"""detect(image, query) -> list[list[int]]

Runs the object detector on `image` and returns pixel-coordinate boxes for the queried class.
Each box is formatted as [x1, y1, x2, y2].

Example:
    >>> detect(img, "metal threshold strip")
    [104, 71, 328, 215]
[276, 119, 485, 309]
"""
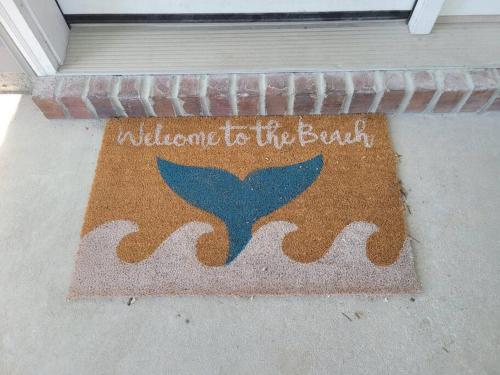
[59, 21, 500, 75]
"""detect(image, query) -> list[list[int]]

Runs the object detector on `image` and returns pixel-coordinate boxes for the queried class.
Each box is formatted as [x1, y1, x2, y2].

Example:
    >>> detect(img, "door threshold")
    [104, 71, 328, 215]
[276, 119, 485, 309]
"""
[58, 20, 500, 75]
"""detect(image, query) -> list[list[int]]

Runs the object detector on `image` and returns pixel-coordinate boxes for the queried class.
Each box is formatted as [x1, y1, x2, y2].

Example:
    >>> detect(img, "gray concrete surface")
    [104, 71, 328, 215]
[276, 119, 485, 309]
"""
[0, 96, 499, 375]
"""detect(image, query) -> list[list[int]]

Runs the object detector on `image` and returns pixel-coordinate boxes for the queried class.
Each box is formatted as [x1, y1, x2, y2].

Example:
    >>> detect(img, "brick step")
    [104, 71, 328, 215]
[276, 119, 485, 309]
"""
[32, 70, 500, 119]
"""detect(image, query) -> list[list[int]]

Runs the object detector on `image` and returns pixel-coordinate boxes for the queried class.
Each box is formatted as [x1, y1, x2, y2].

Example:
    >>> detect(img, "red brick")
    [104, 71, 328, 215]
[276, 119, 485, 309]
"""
[237, 74, 260, 116]
[32, 98, 66, 119]
[150, 76, 176, 117]
[88, 76, 118, 118]
[266, 73, 288, 115]
[58, 77, 94, 119]
[293, 73, 316, 115]
[433, 71, 470, 113]
[239, 96, 259, 116]
[117, 76, 146, 117]
[321, 72, 346, 114]
[178, 75, 203, 116]
[32, 77, 66, 119]
[350, 72, 376, 113]
[461, 70, 498, 112]
[207, 75, 232, 116]
[487, 97, 500, 111]
[405, 71, 436, 113]
[485, 69, 500, 111]
[377, 71, 406, 113]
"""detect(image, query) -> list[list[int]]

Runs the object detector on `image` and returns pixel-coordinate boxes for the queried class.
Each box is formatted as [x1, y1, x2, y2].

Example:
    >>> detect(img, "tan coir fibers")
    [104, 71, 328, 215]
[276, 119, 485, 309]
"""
[69, 114, 419, 297]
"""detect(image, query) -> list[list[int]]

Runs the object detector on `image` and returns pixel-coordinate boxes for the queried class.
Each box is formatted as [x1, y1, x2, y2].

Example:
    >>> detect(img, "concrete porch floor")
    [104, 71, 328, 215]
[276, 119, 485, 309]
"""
[0, 96, 499, 374]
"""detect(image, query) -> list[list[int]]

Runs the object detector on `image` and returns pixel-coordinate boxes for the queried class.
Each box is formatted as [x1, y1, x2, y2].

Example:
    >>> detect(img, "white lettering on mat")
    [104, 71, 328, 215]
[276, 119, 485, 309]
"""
[117, 119, 374, 149]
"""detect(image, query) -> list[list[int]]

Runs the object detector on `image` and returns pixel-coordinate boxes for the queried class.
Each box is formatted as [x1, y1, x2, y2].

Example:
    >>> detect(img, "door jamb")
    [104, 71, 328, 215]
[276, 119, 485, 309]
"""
[0, 0, 69, 76]
[408, 0, 446, 34]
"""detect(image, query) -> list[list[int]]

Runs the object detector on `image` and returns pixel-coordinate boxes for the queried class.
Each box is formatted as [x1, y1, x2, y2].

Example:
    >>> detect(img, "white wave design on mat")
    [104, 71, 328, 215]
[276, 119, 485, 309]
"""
[69, 221, 419, 296]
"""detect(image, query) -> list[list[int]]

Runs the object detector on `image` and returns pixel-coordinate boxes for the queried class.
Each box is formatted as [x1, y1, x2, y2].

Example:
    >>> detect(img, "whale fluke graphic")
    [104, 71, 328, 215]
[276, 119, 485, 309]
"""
[156, 154, 324, 264]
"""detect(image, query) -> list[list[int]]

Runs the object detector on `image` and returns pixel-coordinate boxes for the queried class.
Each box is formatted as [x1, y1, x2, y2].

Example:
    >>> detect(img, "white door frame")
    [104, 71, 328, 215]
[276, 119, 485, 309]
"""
[0, 21, 36, 79]
[0, 0, 69, 76]
[408, 0, 446, 34]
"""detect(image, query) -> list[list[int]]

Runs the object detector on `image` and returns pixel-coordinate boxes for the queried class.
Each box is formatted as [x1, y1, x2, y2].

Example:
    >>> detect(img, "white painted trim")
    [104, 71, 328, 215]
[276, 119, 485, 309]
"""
[25, 0, 69, 65]
[57, 0, 415, 14]
[408, 0, 446, 35]
[0, 0, 69, 76]
[0, 21, 35, 78]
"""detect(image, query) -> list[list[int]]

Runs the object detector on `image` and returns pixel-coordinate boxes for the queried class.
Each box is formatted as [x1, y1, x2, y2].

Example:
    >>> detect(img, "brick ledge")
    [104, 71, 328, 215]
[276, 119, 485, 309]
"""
[32, 69, 500, 119]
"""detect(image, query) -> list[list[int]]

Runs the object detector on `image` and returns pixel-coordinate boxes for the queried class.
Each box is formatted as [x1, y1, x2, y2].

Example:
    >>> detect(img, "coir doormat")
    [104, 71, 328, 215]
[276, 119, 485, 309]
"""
[69, 114, 419, 297]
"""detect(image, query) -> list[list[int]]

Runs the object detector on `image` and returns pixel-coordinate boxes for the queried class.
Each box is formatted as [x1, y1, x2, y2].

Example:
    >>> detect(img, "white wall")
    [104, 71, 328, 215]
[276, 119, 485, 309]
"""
[441, 0, 500, 16]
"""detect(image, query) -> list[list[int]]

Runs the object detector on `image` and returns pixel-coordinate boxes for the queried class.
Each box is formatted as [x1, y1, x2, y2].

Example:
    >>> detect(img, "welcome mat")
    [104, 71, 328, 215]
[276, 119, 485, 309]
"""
[69, 114, 419, 297]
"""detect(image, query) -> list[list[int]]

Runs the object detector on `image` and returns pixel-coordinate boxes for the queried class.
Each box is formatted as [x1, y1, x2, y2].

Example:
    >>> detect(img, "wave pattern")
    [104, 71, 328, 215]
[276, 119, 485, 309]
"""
[69, 220, 419, 297]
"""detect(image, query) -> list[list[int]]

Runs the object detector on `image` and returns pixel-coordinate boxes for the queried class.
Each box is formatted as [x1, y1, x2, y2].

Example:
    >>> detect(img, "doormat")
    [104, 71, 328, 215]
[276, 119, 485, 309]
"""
[69, 114, 419, 297]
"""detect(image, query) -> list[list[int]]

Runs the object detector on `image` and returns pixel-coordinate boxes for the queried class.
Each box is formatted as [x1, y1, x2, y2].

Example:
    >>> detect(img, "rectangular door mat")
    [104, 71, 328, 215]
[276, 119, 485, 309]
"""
[69, 114, 419, 297]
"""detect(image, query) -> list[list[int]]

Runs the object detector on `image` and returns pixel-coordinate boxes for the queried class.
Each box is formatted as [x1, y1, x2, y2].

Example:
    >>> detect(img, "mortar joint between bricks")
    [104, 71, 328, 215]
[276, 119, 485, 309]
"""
[258, 73, 266, 116]
[314, 73, 325, 115]
[171, 75, 184, 116]
[369, 71, 385, 113]
[453, 72, 474, 113]
[54, 77, 71, 118]
[230, 74, 238, 116]
[425, 70, 444, 113]
[287, 73, 295, 116]
[200, 74, 210, 116]
[140, 76, 156, 117]
[480, 69, 500, 112]
[82, 76, 98, 119]
[399, 71, 415, 114]
[110, 76, 127, 117]
[341, 72, 354, 114]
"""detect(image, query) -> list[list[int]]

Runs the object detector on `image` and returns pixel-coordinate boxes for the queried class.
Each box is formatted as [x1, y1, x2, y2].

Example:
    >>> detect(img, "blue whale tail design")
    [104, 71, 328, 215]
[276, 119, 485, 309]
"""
[156, 154, 323, 264]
